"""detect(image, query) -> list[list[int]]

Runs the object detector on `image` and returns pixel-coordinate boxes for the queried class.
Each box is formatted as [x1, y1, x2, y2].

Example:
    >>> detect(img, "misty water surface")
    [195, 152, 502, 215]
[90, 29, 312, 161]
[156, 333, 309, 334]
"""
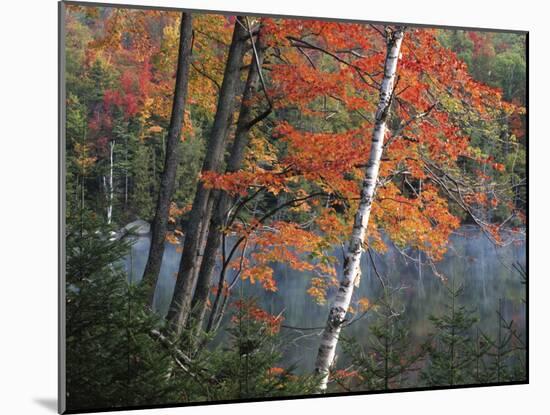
[124, 225, 526, 372]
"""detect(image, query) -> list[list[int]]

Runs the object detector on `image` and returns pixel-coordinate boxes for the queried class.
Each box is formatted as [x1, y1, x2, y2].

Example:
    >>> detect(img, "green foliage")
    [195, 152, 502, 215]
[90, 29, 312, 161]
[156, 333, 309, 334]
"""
[421, 280, 479, 386]
[480, 301, 523, 383]
[438, 30, 527, 223]
[475, 270, 527, 384]
[339, 274, 527, 392]
[65, 15, 93, 100]
[201, 299, 320, 400]
[438, 30, 526, 103]
[341, 287, 425, 391]
[174, 135, 206, 206]
[65, 218, 317, 410]
[128, 141, 156, 219]
[65, 210, 186, 411]
[65, 11, 206, 228]
[65, 93, 89, 213]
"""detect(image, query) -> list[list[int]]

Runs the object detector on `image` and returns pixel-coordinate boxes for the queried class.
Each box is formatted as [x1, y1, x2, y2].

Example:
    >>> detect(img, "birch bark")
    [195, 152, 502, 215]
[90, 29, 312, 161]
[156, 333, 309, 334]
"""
[107, 140, 114, 225]
[313, 27, 404, 391]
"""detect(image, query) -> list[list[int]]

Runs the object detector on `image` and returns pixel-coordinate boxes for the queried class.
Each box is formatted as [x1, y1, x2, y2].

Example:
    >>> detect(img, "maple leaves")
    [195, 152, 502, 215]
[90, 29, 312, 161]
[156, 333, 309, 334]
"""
[264, 20, 383, 117]
[85, 9, 236, 145]
[278, 122, 370, 193]
[369, 181, 458, 262]
[232, 299, 284, 335]
[230, 221, 336, 294]
[195, 19, 522, 303]
[266, 367, 285, 377]
[67, 5, 524, 313]
[165, 202, 190, 248]
[102, 66, 147, 119]
[201, 170, 287, 197]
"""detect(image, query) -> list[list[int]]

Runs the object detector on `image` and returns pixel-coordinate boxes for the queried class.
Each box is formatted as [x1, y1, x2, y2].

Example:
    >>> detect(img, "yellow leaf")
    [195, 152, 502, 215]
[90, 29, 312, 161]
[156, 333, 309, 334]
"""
[148, 125, 163, 133]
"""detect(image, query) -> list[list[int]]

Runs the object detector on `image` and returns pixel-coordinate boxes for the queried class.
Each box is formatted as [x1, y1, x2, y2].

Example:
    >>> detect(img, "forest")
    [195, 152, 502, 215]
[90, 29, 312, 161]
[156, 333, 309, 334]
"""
[63, 3, 527, 412]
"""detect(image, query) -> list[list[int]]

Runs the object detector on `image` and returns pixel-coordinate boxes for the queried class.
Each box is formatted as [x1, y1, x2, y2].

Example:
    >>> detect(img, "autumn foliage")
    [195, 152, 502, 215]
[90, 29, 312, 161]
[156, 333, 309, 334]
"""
[63, 4, 526, 409]
[65, 4, 525, 322]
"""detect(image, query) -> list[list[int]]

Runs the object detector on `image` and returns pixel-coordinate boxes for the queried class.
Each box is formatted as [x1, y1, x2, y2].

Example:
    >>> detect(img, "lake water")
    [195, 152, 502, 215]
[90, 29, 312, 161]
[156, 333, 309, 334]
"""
[124, 226, 526, 373]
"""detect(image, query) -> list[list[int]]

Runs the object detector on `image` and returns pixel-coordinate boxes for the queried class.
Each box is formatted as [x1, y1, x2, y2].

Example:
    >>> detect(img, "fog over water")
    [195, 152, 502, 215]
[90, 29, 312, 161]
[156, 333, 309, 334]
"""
[124, 225, 526, 372]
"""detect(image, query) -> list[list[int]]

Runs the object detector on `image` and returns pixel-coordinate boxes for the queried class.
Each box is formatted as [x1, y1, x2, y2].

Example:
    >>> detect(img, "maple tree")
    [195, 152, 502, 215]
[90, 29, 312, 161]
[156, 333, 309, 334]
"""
[190, 20, 522, 387]
[197, 21, 522, 304]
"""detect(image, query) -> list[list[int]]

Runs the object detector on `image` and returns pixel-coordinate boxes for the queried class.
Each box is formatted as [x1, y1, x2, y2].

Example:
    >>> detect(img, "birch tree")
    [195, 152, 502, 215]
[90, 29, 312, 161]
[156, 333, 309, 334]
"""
[103, 140, 115, 225]
[313, 26, 405, 391]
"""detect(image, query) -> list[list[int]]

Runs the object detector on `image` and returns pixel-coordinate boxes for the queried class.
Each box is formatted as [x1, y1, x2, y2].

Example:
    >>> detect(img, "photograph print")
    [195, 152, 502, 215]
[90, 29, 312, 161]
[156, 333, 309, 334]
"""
[60, 1, 527, 413]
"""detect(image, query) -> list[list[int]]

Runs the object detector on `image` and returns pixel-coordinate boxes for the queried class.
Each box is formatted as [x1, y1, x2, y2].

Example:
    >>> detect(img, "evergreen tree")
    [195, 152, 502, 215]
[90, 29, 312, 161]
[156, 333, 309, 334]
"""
[341, 287, 425, 391]
[65, 209, 187, 410]
[480, 268, 527, 384]
[480, 299, 519, 383]
[421, 280, 479, 386]
[204, 299, 319, 400]
[65, 93, 90, 214]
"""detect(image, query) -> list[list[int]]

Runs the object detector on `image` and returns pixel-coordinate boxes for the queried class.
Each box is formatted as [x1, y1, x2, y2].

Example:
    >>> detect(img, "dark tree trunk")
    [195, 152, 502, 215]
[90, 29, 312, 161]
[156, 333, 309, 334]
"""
[189, 30, 268, 334]
[141, 13, 193, 304]
[166, 17, 249, 333]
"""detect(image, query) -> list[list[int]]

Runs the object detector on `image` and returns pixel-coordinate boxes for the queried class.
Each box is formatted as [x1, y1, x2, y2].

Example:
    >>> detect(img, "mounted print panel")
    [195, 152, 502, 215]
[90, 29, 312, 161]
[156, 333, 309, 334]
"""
[59, 1, 528, 413]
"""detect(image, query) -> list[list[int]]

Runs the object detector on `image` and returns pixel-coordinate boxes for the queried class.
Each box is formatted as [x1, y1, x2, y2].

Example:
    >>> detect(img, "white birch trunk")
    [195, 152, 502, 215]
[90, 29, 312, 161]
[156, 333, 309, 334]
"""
[124, 137, 128, 208]
[314, 27, 404, 391]
[107, 140, 115, 225]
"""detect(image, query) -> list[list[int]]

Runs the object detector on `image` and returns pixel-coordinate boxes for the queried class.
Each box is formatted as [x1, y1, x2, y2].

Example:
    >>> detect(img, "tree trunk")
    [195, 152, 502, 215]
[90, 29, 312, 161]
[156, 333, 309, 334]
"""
[105, 140, 115, 225]
[189, 30, 267, 334]
[124, 136, 128, 209]
[185, 192, 215, 309]
[313, 27, 404, 392]
[141, 13, 194, 302]
[166, 17, 249, 333]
